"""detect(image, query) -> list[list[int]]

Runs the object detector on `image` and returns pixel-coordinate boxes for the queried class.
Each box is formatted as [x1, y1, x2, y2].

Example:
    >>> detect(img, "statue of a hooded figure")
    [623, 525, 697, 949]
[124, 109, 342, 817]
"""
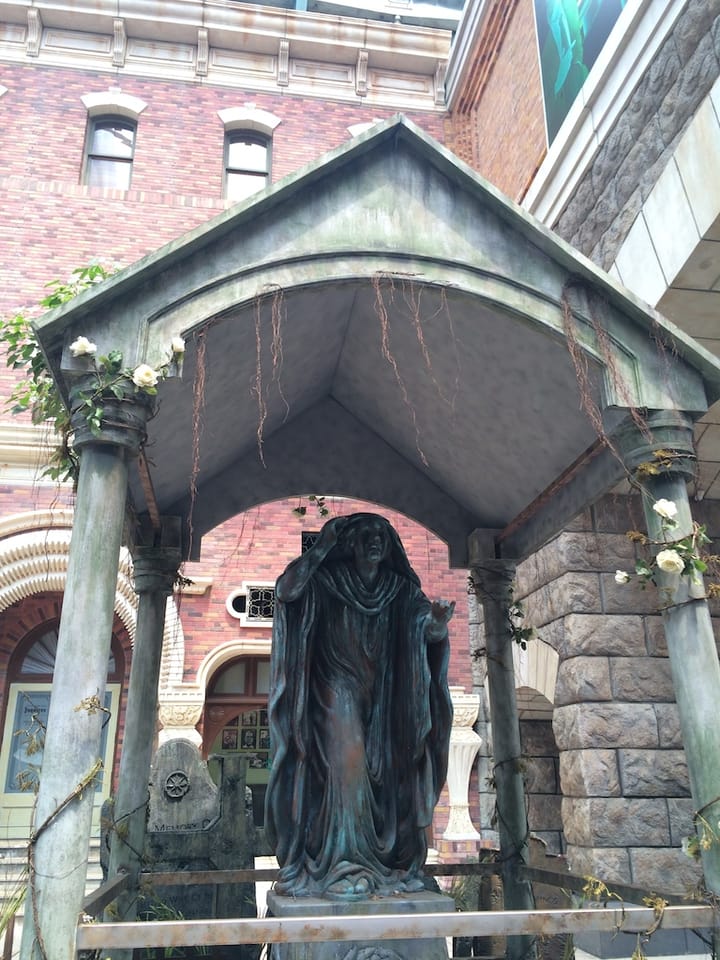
[265, 513, 454, 900]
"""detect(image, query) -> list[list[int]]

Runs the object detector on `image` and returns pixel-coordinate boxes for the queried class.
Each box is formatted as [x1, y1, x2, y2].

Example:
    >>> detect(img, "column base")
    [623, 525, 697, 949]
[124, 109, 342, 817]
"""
[267, 889, 454, 960]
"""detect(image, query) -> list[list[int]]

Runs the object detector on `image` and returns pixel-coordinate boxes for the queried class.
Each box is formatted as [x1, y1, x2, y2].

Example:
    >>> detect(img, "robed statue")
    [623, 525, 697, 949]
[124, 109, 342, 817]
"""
[265, 513, 454, 900]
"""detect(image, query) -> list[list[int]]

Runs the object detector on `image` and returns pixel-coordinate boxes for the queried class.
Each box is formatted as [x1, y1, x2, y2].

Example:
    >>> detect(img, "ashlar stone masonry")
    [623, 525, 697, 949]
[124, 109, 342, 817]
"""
[473, 493, 718, 894]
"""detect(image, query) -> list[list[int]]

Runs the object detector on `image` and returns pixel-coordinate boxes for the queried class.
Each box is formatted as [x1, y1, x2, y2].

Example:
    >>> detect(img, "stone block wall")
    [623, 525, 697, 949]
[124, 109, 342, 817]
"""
[510, 493, 715, 894]
[553, 1, 720, 268]
[520, 720, 562, 855]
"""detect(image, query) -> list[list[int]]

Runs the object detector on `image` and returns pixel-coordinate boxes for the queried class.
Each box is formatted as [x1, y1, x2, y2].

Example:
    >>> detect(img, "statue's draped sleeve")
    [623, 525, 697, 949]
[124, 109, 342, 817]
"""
[265, 574, 317, 879]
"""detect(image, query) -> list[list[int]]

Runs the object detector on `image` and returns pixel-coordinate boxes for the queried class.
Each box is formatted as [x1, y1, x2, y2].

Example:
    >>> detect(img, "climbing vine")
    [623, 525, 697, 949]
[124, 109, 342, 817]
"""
[0, 263, 185, 484]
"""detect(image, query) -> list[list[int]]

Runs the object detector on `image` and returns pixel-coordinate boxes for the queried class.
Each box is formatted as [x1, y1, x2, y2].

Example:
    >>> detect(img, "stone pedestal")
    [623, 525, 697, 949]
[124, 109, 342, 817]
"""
[267, 889, 453, 960]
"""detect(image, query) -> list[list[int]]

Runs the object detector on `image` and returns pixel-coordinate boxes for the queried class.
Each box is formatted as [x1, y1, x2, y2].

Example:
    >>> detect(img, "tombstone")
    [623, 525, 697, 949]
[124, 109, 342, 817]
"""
[143, 739, 258, 959]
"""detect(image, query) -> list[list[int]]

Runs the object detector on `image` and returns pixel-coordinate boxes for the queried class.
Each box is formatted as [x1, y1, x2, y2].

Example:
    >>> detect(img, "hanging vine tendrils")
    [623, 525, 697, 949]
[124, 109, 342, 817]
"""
[372, 272, 461, 469]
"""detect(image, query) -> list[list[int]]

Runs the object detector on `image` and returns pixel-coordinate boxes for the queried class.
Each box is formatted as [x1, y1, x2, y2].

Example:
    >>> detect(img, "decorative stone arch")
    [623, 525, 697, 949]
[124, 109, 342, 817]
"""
[217, 106, 282, 136]
[513, 638, 559, 714]
[0, 508, 186, 684]
[513, 639, 563, 853]
[0, 511, 191, 755]
[80, 90, 148, 120]
[159, 636, 273, 748]
[174, 637, 270, 751]
[195, 636, 272, 692]
[0, 511, 136, 630]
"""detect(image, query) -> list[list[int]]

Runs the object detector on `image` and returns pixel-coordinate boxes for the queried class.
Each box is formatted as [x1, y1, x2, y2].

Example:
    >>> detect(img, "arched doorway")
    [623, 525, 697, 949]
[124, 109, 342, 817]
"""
[514, 640, 564, 855]
[202, 655, 271, 825]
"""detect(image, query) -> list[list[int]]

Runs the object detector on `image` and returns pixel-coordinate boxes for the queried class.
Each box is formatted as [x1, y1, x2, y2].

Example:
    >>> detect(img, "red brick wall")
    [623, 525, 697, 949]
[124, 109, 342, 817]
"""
[0, 60, 446, 324]
[445, 0, 546, 202]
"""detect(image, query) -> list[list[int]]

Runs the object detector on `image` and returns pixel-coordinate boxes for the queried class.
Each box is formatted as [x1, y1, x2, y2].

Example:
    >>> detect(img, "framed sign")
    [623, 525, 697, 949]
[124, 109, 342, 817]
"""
[1, 683, 119, 799]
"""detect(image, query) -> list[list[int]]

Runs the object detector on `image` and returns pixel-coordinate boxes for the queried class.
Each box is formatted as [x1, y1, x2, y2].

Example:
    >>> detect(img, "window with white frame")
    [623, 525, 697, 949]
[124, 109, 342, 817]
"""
[84, 115, 136, 189]
[224, 131, 271, 201]
[80, 91, 147, 190]
[226, 582, 276, 625]
[217, 106, 281, 202]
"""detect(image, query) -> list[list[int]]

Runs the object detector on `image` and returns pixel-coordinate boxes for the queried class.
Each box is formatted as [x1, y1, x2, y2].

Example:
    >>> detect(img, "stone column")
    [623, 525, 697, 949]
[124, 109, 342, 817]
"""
[468, 542, 535, 960]
[467, 590, 499, 844]
[617, 411, 720, 894]
[20, 394, 152, 960]
[105, 520, 182, 956]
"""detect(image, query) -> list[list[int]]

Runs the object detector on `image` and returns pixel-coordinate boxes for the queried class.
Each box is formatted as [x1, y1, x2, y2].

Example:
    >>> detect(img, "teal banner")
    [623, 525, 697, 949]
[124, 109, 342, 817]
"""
[535, 0, 627, 144]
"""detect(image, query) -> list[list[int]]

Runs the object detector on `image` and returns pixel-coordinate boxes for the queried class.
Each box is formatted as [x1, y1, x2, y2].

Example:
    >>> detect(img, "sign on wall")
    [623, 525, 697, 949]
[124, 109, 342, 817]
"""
[534, 0, 628, 144]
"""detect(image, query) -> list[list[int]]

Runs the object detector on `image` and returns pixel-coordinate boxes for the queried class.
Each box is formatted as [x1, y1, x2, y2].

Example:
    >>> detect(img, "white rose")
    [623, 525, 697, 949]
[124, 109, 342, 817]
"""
[656, 549, 684, 575]
[69, 336, 97, 358]
[653, 499, 678, 521]
[132, 364, 159, 389]
[171, 336, 185, 355]
[614, 570, 630, 584]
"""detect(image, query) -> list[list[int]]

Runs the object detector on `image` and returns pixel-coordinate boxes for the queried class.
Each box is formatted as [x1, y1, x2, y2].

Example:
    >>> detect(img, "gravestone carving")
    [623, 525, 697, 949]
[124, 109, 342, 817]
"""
[265, 513, 454, 900]
[142, 739, 257, 957]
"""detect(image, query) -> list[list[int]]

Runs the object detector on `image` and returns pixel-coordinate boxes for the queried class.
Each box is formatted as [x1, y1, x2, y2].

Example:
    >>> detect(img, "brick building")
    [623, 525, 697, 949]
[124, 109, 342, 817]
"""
[2, 0, 720, 935]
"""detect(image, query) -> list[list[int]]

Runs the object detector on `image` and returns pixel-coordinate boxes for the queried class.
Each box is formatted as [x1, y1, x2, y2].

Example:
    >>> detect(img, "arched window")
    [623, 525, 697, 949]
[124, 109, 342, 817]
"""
[224, 131, 271, 202]
[84, 115, 136, 189]
[0, 621, 122, 804]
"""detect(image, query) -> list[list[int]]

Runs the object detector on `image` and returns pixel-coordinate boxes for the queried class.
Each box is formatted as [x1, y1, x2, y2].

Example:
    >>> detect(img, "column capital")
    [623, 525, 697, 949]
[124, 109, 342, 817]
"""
[612, 410, 696, 482]
[132, 546, 182, 596]
[468, 556, 516, 604]
[132, 517, 183, 595]
[70, 379, 155, 455]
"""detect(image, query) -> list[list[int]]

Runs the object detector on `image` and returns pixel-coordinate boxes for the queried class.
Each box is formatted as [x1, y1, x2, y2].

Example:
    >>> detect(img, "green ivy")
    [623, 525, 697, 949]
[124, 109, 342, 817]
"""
[1, 263, 183, 485]
[1, 264, 117, 482]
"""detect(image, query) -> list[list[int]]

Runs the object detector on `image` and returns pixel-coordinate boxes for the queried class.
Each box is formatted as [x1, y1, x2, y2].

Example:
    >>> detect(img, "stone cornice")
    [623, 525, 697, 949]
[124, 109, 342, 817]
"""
[0, 0, 452, 107]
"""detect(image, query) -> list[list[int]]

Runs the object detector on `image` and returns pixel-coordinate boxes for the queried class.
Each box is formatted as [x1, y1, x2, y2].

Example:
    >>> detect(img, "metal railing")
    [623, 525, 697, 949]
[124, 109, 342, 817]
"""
[71, 863, 718, 955]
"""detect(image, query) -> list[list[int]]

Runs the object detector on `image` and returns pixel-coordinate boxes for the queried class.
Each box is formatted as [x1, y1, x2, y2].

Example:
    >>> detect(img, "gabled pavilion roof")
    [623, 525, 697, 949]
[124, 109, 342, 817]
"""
[33, 115, 720, 564]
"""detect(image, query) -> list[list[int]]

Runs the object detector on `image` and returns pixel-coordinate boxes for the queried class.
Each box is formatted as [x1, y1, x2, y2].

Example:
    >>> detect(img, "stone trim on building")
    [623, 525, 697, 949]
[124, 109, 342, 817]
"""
[535, 2, 720, 269]
[0, 0, 451, 110]
[81, 89, 148, 119]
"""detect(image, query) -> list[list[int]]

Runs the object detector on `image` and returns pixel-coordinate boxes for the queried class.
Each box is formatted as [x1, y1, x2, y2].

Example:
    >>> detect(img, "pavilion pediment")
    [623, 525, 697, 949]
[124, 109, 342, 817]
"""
[32, 116, 720, 563]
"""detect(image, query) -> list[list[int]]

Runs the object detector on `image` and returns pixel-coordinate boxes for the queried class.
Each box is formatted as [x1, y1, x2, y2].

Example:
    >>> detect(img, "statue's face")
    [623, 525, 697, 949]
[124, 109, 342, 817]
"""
[352, 519, 389, 567]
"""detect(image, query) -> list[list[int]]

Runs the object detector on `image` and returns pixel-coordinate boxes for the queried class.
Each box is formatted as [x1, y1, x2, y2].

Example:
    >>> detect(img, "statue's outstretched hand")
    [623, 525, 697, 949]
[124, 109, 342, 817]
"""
[426, 599, 455, 640]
